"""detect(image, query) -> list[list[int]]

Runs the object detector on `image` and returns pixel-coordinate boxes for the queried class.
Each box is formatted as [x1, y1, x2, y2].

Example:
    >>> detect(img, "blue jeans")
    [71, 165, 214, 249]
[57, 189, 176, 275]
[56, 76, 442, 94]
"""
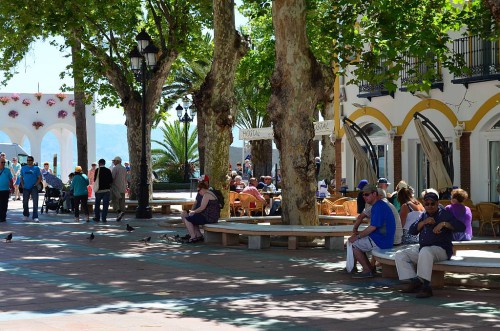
[23, 187, 39, 219]
[95, 191, 110, 221]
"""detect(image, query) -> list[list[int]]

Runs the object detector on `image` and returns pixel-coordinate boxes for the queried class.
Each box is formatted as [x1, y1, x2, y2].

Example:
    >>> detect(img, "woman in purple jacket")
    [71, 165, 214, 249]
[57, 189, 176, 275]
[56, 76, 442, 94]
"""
[445, 188, 473, 241]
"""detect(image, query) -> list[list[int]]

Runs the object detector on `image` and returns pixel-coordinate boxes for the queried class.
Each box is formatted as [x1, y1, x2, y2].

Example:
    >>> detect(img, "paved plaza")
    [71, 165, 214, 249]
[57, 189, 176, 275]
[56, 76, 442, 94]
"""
[0, 194, 499, 330]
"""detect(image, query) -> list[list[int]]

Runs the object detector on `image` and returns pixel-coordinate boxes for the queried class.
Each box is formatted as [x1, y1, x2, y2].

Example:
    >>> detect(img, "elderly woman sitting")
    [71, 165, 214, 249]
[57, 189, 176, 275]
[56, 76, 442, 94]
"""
[181, 178, 220, 243]
[445, 188, 473, 241]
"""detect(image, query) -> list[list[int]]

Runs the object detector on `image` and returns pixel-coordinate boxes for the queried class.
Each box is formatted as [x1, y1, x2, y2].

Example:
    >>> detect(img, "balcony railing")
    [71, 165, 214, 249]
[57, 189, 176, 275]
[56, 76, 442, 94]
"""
[452, 35, 500, 87]
[400, 55, 443, 92]
[357, 59, 394, 100]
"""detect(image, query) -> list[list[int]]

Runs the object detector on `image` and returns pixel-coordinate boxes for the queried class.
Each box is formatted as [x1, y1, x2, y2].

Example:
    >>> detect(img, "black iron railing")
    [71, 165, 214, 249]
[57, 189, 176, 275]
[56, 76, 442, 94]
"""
[357, 60, 394, 101]
[400, 55, 443, 91]
[452, 35, 500, 86]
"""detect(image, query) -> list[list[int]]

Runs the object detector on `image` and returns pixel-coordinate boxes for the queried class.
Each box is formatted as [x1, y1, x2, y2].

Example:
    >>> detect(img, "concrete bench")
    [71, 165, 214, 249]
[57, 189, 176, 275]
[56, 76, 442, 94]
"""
[372, 241, 500, 287]
[219, 215, 357, 225]
[204, 222, 366, 250]
[87, 199, 195, 214]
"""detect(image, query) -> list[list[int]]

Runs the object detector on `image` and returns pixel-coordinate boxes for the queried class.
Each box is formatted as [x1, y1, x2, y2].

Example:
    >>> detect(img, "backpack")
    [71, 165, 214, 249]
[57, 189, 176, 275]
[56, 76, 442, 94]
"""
[209, 187, 225, 209]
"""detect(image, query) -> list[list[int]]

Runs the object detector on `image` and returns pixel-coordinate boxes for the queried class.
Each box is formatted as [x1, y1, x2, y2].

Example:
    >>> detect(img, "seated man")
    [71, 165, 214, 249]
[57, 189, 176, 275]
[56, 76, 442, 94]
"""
[394, 189, 465, 298]
[346, 184, 396, 278]
[242, 177, 268, 211]
[263, 176, 276, 192]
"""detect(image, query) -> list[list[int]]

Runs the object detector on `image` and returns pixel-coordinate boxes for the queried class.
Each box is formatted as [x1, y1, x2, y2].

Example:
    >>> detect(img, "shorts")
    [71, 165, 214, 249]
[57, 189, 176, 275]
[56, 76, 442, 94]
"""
[186, 213, 211, 225]
[352, 236, 377, 252]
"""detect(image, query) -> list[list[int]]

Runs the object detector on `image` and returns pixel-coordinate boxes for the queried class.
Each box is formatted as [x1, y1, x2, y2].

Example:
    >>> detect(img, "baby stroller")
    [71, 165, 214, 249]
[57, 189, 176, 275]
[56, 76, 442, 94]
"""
[41, 173, 64, 214]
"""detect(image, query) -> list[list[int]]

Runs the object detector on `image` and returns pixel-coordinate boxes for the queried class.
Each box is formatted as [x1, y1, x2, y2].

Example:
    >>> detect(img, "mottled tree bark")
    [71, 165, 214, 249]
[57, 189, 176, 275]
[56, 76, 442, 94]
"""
[269, 0, 324, 226]
[485, 0, 500, 22]
[195, 0, 248, 217]
[71, 35, 88, 174]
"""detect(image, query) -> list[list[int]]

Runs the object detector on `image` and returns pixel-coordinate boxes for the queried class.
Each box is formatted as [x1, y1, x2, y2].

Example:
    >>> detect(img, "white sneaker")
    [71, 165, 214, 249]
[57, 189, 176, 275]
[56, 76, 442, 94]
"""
[23, 216, 29, 221]
[33, 218, 39, 223]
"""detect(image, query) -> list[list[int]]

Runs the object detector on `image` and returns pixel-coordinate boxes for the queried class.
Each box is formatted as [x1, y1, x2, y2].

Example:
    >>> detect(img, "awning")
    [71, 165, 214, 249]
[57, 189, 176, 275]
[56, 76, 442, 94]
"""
[414, 118, 452, 190]
[344, 124, 378, 184]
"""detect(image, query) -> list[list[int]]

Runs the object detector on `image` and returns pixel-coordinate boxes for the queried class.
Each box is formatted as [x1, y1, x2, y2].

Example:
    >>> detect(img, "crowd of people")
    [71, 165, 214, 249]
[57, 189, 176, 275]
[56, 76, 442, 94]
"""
[346, 176, 472, 299]
[0, 154, 130, 224]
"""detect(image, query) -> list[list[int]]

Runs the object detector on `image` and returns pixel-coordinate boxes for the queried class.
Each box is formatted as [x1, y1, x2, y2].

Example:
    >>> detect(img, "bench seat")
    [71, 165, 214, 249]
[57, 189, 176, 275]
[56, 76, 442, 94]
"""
[372, 243, 500, 287]
[204, 222, 366, 250]
[219, 215, 357, 225]
[87, 199, 195, 214]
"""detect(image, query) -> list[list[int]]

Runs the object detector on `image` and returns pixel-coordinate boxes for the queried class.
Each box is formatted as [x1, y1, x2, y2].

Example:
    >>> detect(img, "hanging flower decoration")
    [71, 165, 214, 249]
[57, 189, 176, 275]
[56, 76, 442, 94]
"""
[68, 99, 75, 107]
[72, 111, 77, 117]
[47, 99, 56, 106]
[11, 93, 20, 101]
[22, 98, 31, 106]
[0, 96, 10, 105]
[8, 110, 19, 118]
[34, 92, 43, 100]
[58, 110, 68, 119]
[56, 92, 66, 101]
[32, 121, 44, 130]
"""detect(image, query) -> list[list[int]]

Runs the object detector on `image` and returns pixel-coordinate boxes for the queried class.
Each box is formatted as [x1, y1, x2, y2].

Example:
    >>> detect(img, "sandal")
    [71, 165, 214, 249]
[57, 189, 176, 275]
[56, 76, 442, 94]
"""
[187, 236, 204, 243]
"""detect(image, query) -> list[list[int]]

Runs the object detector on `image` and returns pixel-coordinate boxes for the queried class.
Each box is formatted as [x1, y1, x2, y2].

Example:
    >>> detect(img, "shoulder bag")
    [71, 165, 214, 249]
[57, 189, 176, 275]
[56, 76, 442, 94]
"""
[93, 168, 100, 193]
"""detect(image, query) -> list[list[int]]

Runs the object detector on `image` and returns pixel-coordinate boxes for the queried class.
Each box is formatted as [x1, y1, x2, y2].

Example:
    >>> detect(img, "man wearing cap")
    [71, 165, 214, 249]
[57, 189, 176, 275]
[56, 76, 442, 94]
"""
[20, 156, 42, 222]
[346, 183, 396, 278]
[71, 166, 90, 222]
[394, 189, 465, 298]
[111, 156, 127, 221]
[93, 159, 113, 222]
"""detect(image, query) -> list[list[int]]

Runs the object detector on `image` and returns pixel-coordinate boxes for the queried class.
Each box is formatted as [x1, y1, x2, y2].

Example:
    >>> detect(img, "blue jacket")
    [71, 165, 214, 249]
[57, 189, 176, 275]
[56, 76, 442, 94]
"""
[410, 205, 466, 259]
[71, 173, 89, 197]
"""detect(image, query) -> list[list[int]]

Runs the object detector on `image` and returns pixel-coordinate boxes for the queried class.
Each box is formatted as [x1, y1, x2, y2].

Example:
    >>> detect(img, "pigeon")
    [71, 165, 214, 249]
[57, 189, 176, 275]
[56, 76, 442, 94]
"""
[5, 233, 12, 243]
[140, 236, 151, 244]
[87, 232, 95, 241]
[126, 224, 135, 232]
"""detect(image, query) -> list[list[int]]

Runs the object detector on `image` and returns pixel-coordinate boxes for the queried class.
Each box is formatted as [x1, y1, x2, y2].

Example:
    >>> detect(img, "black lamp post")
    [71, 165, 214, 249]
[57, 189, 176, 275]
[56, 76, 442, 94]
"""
[128, 29, 159, 219]
[176, 97, 196, 182]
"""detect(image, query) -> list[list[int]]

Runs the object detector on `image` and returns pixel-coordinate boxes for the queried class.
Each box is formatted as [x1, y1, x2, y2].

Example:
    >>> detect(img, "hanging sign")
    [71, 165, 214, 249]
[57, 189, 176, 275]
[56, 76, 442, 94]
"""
[239, 127, 274, 141]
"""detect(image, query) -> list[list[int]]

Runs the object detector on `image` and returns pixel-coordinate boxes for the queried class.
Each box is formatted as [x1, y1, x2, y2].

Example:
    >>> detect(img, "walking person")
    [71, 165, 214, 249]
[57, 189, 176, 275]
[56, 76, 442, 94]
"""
[93, 159, 113, 222]
[0, 158, 13, 222]
[111, 156, 127, 221]
[20, 156, 42, 222]
[71, 166, 90, 222]
[10, 157, 21, 201]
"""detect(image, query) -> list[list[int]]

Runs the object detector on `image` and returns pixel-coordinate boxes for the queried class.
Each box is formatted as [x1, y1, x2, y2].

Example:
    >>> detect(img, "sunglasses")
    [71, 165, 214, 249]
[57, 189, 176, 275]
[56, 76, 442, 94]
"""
[363, 192, 373, 197]
[424, 202, 437, 207]
[0, 162, 5, 164]
[27, 159, 34, 162]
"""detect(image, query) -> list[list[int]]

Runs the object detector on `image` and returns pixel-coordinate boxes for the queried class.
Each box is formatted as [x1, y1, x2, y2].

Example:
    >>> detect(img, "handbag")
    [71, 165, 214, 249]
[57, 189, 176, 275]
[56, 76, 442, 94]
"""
[93, 168, 100, 192]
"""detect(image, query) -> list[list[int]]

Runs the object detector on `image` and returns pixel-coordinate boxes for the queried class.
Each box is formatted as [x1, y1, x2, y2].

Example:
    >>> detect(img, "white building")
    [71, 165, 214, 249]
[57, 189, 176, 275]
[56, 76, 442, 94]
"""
[333, 35, 500, 204]
[0, 92, 96, 180]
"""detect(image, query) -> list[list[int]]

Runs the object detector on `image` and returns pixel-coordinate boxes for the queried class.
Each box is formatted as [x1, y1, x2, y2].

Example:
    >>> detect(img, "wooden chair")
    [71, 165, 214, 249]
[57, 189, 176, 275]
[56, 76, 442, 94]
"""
[438, 200, 451, 207]
[343, 200, 359, 216]
[476, 202, 500, 237]
[238, 193, 265, 216]
[229, 191, 241, 216]
[322, 197, 351, 215]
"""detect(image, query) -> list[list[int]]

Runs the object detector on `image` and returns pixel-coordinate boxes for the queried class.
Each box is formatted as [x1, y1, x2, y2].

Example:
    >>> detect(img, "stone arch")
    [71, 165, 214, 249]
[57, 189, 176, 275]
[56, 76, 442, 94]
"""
[0, 92, 95, 179]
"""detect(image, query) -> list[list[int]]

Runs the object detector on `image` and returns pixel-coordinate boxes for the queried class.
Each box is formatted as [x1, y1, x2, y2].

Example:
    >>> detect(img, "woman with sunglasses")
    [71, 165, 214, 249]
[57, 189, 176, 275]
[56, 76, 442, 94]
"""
[394, 189, 465, 299]
[0, 158, 13, 222]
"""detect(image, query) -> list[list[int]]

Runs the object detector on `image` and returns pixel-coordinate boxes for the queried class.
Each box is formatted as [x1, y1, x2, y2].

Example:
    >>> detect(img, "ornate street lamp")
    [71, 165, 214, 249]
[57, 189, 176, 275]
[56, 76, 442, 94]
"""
[176, 97, 196, 182]
[128, 29, 159, 219]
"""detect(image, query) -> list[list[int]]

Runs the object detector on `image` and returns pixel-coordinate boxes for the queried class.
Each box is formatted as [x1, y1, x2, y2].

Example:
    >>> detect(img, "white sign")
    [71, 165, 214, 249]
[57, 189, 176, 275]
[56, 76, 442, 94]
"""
[239, 127, 274, 141]
[239, 120, 334, 141]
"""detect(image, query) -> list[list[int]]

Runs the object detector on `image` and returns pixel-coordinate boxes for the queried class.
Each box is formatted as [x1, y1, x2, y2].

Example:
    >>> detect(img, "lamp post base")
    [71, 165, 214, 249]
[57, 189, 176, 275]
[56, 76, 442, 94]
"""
[135, 206, 153, 219]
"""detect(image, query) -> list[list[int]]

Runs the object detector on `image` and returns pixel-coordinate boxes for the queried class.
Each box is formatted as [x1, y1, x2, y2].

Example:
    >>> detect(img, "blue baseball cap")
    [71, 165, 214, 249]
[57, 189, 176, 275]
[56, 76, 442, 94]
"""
[357, 179, 369, 190]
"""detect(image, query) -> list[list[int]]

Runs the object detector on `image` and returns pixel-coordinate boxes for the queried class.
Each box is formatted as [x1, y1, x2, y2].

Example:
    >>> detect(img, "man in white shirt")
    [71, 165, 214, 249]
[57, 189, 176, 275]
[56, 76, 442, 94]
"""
[111, 156, 127, 221]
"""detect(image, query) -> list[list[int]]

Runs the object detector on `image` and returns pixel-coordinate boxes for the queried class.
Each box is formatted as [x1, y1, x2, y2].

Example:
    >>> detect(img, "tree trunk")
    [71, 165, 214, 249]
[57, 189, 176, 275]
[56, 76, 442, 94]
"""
[71, 36, 88, 174]
[250, 139, 273, 178]
[196, 0, 248, 218]
[485, 0, 500, 21]
[318, 90, 335, 183]
[269, 0, 323, 226]
[192, 96, 206, 175]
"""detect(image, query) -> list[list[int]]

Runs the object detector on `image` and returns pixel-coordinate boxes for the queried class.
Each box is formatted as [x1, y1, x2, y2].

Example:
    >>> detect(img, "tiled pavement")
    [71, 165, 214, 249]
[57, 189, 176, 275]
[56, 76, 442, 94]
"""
[0, 197, 499, 330]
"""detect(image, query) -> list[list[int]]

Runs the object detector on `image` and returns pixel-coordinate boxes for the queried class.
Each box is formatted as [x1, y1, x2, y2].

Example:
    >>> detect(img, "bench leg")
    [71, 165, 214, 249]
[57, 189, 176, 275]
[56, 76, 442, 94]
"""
[161, 205, 171, 214]
[248, 235, 270, 249]
[380, 264, 398, 278]
[324, 237, 344, 250]
[430, 270, 445, 288]
[205, 232, 222, 244]
[222, 233, 240, 246]
[288, 236, 298, 249]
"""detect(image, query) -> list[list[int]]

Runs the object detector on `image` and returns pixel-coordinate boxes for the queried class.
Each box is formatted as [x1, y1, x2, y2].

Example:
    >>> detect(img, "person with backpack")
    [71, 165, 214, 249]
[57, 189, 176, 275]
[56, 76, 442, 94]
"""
[181, 175, 221, 243]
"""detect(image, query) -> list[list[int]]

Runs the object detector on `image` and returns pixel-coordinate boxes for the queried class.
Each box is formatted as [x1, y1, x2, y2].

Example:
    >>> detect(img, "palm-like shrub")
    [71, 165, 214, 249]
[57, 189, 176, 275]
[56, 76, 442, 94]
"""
[152, 121, 198, 182]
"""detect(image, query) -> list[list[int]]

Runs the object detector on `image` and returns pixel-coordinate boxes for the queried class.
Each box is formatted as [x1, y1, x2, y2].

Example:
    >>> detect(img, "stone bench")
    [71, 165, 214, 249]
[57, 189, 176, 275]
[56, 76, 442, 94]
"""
[204, 222, 366, 250]
[372, 241, 500, 287]
[87, 199, 195, 214]
[219, 215, 357, 225]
